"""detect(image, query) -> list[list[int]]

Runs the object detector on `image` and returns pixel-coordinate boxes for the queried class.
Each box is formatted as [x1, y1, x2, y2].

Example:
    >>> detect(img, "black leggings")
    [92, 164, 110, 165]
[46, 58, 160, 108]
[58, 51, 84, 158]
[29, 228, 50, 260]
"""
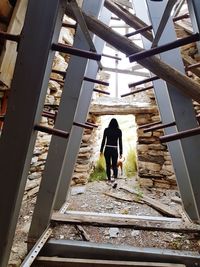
[104, 147, 118, 180]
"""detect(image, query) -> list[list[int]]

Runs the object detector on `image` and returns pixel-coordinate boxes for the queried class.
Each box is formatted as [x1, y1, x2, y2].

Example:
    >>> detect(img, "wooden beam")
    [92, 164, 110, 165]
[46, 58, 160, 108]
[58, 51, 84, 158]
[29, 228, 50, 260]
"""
[0, 0, 28, 87]
[0, 0, 12, 20]
[51, 211, 200, 233]
[34, 257, 186, 267]
[120, 187, 180, 218]
[65, 5, 200, 103]
[104, 0, 153, 41]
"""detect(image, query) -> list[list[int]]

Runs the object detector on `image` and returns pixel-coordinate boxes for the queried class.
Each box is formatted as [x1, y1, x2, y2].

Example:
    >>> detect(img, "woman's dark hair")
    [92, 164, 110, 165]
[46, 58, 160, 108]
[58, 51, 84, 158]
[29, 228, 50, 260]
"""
[108, 118, 119, 129]
[9, 0, 17, 7]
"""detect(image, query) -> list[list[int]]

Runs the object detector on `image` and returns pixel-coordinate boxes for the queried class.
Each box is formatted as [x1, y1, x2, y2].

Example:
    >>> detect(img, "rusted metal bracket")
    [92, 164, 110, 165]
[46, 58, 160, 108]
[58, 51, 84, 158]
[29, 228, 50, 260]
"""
[129, 33, 200, 62]
[52, 43, 101, 61]
[34, 124, 70, 139]
[128, 76, 159, 88]
[160, 126, 200, 143]
[143, 121, 176, 133]
[121, 85, 153, 97]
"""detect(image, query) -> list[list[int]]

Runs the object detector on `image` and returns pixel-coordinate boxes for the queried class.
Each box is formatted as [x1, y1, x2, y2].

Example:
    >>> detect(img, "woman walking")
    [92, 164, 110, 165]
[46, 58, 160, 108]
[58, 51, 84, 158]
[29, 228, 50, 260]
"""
[100, 118, 123, 184]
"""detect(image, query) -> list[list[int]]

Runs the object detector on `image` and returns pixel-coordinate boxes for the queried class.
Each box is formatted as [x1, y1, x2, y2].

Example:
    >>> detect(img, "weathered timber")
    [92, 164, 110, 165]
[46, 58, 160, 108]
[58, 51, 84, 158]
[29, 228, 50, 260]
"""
[51, 211, 200, 233]
[75, 225, 90, 241]
[104, 192, 143, 204]
[120, 187, 180, 218]
[183, 54, 200, 78]
[56, 210, 181, 222]
[0, 0, 27, 86]
[104, 0, 153, 41]
[90, 102, 157, 115]
[171, 196, 182, 204]
[34, 257, 186, 267]
[0, 0, 12, 20]
[65, 6, 200, 103]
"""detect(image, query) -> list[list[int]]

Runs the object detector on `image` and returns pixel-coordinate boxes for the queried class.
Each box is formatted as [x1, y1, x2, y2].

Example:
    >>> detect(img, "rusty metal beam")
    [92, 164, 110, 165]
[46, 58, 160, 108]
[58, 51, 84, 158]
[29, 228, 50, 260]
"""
[34, 125, 69, 139]
[129, 76, 159, 88]
[52, 43, 101, 61]
[129, 33, 200, 62]
[160, 126, 200, 143]
[121, 85, 153, 97]
[93, 88, 110, 95]
[143, 121, 176, 133]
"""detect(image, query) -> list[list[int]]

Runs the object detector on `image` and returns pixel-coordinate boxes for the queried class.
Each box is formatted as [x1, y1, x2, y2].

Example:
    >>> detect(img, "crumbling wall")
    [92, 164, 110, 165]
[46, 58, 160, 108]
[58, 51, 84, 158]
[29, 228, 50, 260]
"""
[135, 90, 175, 189]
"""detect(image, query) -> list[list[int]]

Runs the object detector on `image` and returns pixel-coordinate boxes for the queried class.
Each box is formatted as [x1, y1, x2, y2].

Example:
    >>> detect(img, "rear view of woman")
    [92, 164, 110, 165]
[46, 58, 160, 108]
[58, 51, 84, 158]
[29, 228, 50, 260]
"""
[100, 118, 123, 184]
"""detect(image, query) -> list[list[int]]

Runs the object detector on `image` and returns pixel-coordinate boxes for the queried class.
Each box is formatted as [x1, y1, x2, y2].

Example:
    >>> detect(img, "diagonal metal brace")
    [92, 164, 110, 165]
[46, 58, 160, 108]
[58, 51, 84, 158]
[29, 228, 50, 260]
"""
[67, 0, 103, 69]
[151, 0, 178, 48]
[68, 0, 97, 52]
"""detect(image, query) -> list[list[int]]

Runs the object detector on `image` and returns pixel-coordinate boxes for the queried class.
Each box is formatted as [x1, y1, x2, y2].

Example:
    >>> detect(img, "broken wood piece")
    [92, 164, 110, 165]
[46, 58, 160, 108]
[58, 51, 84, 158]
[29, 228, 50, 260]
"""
[74, 225, 90, 241]
[171, 196, 182, 204]
[179, 208, 192, 224]
[27, 186, 39, 198]
[104, 191, 143, 204]
[65, 6, 200, 103]
[51, 211, 200, 233]
[120, 187, 180, 218]
[35, 256, 186, 267]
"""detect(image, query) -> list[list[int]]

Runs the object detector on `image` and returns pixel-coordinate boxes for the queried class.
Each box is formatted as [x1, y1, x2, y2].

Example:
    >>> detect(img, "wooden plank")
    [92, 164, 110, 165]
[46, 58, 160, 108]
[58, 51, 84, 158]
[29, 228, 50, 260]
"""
[0, 0, 28, 87]
[75, 225, 90, 241]
[171, 196, 182, 204]
[0, 0, 12, 19]
[65, 4, 200, 103]
[51, 211, 200, 233]
[104, 191, 143, 204]
[120, 187, 180, 218]
[59, 210, 182, 222]
[34, 257, 186, 267]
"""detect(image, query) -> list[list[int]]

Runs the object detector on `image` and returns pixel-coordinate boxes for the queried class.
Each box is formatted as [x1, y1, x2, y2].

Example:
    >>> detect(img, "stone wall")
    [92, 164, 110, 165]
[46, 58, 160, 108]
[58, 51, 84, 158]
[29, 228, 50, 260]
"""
[134, 91, 176, 189]
[90, 93, 176, 189]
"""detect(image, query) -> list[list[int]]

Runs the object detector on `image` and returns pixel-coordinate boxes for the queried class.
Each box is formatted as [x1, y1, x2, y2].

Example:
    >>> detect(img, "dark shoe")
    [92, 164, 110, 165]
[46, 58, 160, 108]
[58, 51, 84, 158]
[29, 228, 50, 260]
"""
[112, 182, 117, 189]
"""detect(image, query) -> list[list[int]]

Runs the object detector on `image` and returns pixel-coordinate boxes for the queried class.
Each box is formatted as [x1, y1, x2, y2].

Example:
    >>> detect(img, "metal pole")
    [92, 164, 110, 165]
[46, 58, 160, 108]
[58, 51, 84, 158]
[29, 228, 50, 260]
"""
[54, 6, 112, 209]
[0, 0, 66, 266]
[28, 0, 106, 243]
[133, 0, 200, 221]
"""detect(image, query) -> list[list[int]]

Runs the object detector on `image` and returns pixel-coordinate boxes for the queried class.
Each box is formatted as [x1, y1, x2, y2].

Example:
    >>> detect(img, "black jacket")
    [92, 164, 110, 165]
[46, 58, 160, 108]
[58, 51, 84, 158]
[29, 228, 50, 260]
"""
[100, 127, 122, 155]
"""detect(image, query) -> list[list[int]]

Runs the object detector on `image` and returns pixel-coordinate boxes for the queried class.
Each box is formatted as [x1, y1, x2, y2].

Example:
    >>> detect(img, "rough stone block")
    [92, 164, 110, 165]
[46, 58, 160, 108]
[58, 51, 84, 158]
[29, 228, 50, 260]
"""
[139, 177, 153, 187]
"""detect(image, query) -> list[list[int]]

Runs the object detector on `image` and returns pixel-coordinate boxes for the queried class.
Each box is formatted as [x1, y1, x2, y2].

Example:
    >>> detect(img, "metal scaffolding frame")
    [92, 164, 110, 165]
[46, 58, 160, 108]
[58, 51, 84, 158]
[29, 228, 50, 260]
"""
[28, 0, 107, 244]
[133, 0, 200, 221]
[0, 0, 200, 266]
[0, 0, 67, 266]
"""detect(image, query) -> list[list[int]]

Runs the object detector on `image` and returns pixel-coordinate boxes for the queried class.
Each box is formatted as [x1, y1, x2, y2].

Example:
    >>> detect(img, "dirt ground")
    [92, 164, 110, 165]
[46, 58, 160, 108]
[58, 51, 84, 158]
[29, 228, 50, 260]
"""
[10, 176, 200, 266]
